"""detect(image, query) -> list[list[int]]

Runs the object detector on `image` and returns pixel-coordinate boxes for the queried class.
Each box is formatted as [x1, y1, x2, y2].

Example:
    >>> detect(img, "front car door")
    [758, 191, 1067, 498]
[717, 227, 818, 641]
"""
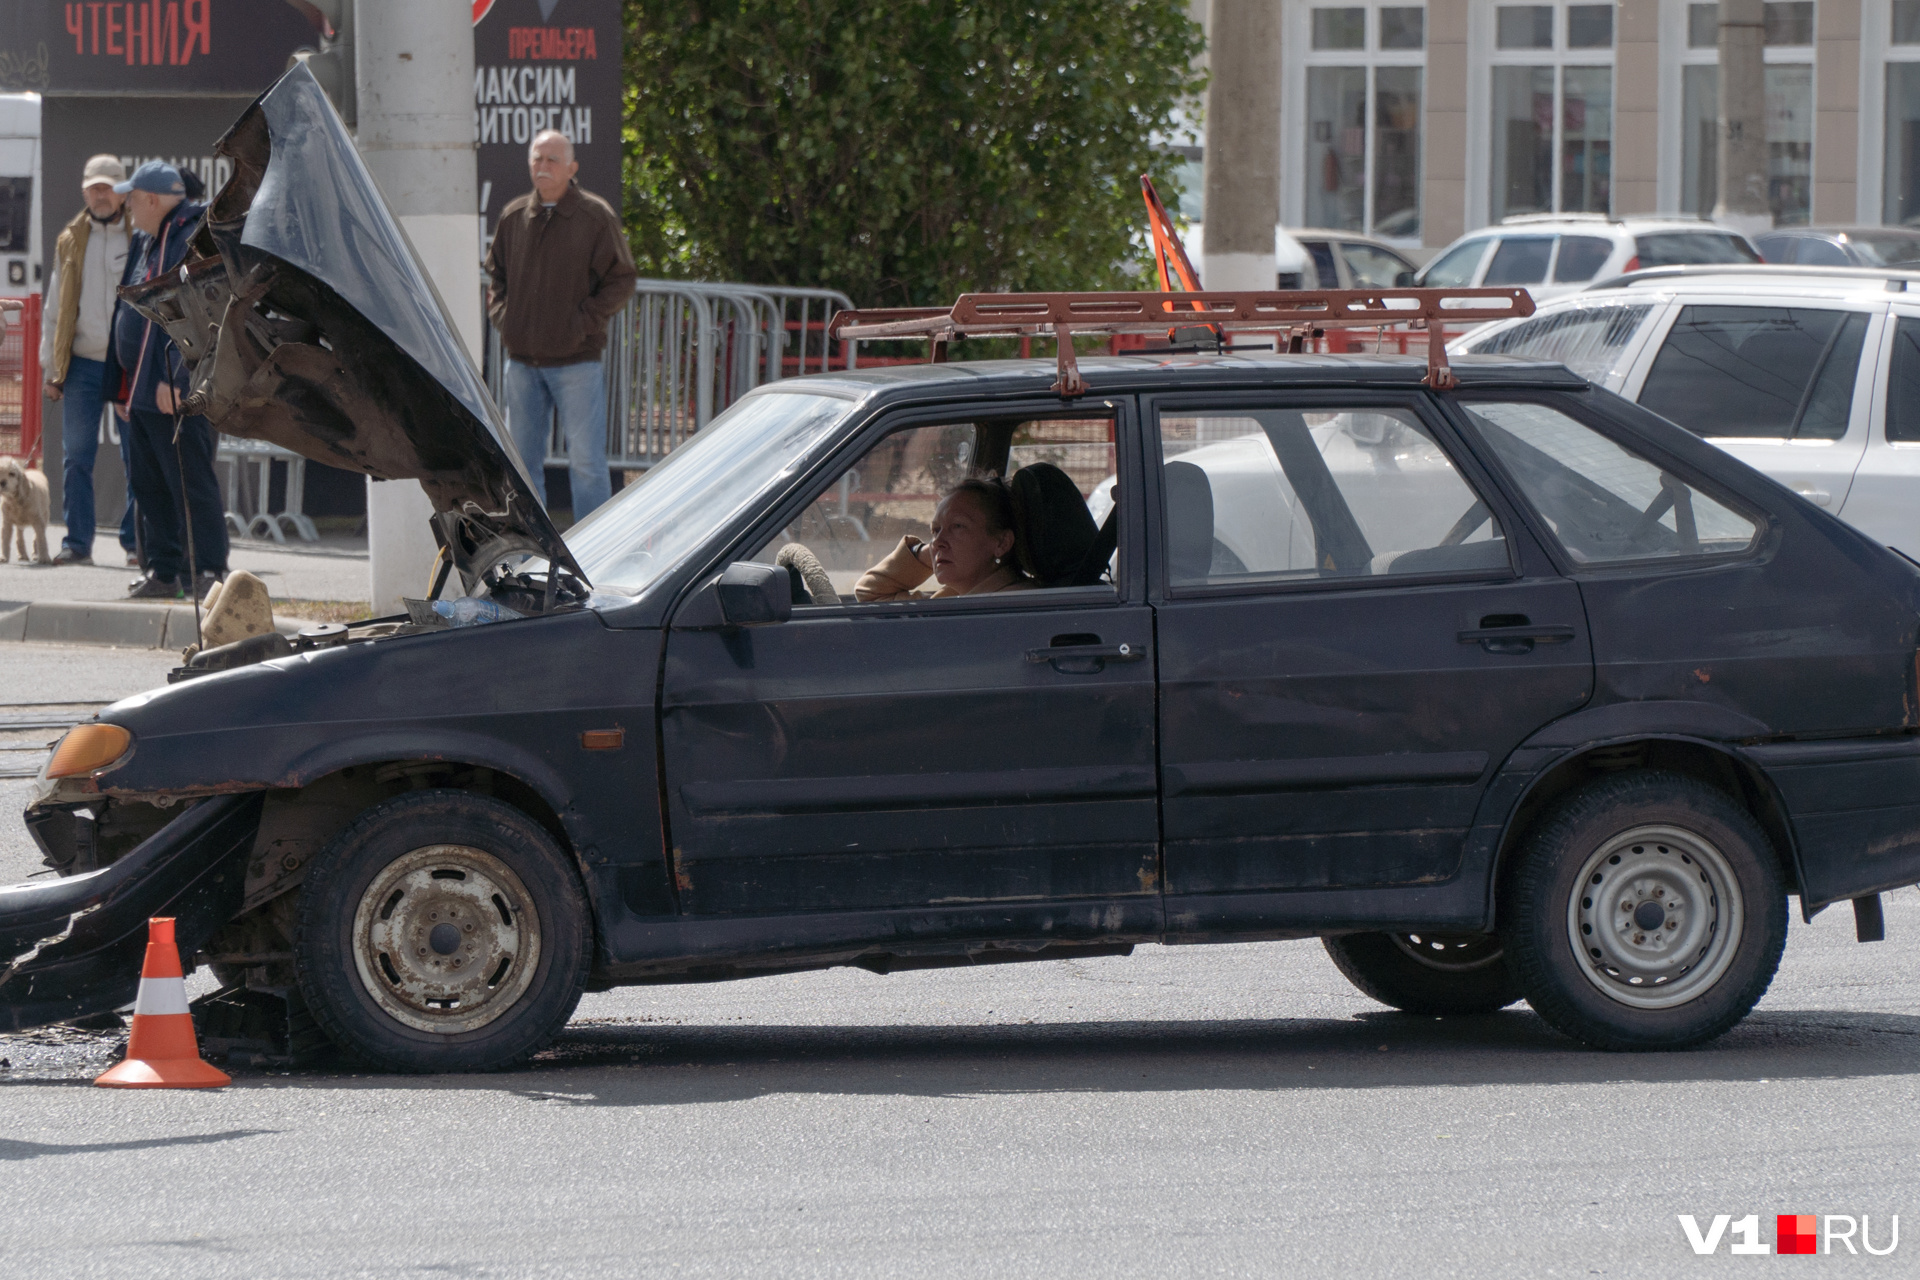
[657, 400, 1161, 946]
[1146, 389, 1594, 935]
[1624, 295, 1881, 516]
[1835, 302, 1920, 555]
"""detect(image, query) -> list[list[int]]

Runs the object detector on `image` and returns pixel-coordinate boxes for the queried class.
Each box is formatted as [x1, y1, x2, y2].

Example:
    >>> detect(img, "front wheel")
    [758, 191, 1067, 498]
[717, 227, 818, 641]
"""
[295, 789, 591, 1072]
[1323, 931, 1524, 1014]
[1499, 770, 1787, 1051]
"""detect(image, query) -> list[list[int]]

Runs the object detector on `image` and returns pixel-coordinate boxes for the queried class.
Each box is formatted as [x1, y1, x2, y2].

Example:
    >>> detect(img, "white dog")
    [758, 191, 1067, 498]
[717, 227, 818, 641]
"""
[0, 457, 50, 564]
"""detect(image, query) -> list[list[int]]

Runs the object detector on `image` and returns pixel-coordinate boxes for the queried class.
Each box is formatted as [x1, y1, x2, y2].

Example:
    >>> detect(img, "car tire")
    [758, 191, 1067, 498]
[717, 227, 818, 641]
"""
[1499, 769, 1787, 1051]
[1323, 932, 1524, 1014]
[294, 789, 591, 1073]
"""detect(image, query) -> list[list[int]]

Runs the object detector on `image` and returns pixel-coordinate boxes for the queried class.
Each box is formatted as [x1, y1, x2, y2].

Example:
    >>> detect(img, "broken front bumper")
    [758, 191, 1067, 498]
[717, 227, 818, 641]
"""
[0, 794, 262, 1031]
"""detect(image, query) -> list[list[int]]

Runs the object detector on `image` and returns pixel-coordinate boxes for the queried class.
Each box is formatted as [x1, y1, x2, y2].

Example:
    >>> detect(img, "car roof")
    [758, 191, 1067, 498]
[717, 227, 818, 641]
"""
[756, 352, 1590, 403]
[1493, 214, 1739, 233]
[1583, 263, 1920, 296]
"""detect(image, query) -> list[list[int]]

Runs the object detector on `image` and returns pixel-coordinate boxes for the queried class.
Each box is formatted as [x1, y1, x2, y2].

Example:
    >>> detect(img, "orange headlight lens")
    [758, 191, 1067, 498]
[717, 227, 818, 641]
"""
[46, 724, 132, 779]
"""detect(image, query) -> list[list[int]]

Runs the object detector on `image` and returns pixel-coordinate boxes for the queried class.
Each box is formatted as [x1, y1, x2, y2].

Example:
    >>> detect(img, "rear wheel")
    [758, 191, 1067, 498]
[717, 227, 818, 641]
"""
[1499, 770, 1787, 1051]
[1323, 931, 1524, 1014]
[294, 789, 590, 1072]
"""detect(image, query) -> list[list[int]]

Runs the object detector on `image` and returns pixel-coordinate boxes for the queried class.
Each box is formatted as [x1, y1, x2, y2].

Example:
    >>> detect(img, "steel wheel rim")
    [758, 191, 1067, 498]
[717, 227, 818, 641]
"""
[1388, 931, 1506, 973]
[1566, 823, 1744, 1010]
[350, 844, 542, 1035]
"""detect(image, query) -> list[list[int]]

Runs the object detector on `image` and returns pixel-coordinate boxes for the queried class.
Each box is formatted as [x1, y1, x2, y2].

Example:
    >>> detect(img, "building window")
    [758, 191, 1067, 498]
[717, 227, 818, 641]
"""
[1680, 3, 1814, 226]
[1888, 4, 1920, 223]
[1300, 3, 1425, 239]
[1487, 2, 1613, 219]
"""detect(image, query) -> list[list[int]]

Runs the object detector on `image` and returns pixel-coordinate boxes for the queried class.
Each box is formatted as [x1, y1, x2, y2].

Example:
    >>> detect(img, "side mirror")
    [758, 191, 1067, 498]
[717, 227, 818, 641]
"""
[1394, 269, 1416, 287]
[716, 562, 792, 627]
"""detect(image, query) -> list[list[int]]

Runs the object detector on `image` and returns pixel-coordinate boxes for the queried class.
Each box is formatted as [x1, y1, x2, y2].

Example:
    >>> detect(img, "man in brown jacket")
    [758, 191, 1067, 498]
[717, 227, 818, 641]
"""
[39, 154, 133, 564]
[484, 129, 637, 520]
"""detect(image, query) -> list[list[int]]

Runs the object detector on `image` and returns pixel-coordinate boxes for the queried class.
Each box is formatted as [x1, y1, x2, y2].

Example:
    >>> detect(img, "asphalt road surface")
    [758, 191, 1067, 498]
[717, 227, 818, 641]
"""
[0, 645, 1915, 1278]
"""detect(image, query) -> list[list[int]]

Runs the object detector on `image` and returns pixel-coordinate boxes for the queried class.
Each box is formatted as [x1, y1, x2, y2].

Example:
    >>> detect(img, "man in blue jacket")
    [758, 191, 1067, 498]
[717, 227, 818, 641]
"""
[102, 161, 228, 600]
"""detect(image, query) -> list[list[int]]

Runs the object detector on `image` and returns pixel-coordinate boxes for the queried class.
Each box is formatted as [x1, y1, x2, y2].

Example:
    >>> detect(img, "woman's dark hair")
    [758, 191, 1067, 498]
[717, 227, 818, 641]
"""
[945, 475, 1016, 536]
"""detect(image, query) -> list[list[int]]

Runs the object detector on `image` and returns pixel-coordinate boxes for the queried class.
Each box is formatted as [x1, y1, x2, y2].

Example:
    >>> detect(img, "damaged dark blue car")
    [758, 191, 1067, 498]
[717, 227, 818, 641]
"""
[5, 66, 1920, 1071]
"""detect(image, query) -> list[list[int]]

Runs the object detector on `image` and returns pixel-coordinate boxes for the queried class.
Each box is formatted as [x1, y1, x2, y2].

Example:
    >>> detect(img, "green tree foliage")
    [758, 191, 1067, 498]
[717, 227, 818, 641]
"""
[622, 1, 1205, 306]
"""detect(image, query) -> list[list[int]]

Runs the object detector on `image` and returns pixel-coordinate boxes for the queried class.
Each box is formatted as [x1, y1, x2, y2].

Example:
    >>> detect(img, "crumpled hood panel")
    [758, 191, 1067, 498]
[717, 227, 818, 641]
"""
[120, 62, 583, 590]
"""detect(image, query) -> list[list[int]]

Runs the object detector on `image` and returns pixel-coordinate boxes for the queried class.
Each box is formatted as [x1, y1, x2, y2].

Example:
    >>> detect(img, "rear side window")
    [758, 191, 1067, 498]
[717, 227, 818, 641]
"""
[1465, 303, 1654, 384]
[1639, 306, 1868, 440]
[1633, 232, 1762, 267]
[1422, 238, 1491, 286]
[1484, 237, 1554, 285]
[1553, 235, 1613, 282]
[1158, 407, 1506, 586]
[1464, 400, 1760, 564]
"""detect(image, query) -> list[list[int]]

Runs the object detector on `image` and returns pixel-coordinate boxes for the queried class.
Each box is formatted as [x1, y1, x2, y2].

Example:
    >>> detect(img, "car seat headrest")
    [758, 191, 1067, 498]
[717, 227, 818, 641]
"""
[1010, 463, 1099, 588]
[1164, 460, 1215, 583]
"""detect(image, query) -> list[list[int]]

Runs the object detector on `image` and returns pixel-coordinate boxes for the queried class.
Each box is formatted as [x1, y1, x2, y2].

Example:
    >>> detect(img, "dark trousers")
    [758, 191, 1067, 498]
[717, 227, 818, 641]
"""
[57, 357, 107, 555]
[125, 409, 228, 582]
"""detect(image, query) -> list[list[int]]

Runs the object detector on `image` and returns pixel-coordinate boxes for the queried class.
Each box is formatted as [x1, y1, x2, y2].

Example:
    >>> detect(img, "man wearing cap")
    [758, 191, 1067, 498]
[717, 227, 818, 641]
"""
[102, 160, 228, 600]
[39, 155, 134, 566]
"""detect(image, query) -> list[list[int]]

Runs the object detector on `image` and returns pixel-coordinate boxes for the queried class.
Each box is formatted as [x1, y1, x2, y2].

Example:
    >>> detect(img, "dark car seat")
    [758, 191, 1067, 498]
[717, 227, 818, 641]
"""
[1009, 463, 1114, 588]
[1164, 460, 1216, 583]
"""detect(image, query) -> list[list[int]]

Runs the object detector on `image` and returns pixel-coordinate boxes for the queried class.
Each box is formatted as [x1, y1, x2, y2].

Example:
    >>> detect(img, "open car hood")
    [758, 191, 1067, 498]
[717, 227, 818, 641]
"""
[119, 63, 584, 593]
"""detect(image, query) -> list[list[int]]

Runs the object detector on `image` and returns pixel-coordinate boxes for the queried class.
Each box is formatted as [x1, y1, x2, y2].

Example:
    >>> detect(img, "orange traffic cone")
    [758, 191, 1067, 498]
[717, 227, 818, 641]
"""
[95, 917, 230, 1089]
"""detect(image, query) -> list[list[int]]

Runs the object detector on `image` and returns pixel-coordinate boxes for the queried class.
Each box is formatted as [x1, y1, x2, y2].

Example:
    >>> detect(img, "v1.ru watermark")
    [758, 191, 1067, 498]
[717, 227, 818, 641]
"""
[1678, 1214, 1899, 1255]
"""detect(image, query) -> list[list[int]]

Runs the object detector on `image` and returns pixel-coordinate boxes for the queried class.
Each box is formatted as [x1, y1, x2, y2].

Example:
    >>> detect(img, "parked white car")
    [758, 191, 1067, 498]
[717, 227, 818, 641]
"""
[1417, 215, 1760, 304]
[1453, 264, 1920, 555]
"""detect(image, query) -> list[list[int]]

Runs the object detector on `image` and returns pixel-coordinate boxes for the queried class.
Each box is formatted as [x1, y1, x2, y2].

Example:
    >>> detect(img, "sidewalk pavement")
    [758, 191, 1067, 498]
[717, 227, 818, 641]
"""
[0, 525, 370, 644]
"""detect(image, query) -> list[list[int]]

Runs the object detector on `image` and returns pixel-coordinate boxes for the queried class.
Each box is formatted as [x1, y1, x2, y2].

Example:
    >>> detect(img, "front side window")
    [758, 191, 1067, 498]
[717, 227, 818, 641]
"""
[1484, 236, 1556, 285]
[1638, 305, 1868, 440]
[1464, 400, 1762, 564]
[1883, 317, 1920, 442]
[1488, 4, 1613, 220]
[1341, 241, 1412, 285]
[1463, 302, 1654, 385]
[1302, 3, 1424, 239]
[1158, 406, 1506, 588]
[1421, 237, 1492, 285]
[751, 414, 1120, 604]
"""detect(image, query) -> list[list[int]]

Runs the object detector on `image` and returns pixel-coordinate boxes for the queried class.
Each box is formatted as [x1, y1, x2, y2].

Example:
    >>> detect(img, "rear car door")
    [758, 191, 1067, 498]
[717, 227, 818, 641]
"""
[1146, 390, 1594, 933]
[1624, 298, 1880, 515]
[657, 401, 1160, 935]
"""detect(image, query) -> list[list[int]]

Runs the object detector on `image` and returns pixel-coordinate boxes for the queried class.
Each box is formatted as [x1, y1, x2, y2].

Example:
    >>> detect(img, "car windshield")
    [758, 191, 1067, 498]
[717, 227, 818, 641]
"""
[1839, 231, 1920, 265]
[563, 390, 856, 598]
[1633, 231, 1762, 267]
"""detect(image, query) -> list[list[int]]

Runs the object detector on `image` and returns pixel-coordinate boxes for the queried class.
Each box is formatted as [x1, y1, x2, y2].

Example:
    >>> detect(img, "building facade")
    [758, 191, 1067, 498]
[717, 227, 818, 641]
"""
[1225, 0, 1920, 254]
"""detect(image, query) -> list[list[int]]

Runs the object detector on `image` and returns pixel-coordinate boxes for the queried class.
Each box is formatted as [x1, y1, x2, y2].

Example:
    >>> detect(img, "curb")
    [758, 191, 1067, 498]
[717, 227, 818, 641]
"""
[0, 601, 303, 650]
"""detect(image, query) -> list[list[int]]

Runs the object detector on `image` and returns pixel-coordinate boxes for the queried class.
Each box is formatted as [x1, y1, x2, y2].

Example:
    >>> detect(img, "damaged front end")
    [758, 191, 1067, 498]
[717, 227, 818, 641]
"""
[118, 62, 587, 602]
[0, 794, 261, 1031]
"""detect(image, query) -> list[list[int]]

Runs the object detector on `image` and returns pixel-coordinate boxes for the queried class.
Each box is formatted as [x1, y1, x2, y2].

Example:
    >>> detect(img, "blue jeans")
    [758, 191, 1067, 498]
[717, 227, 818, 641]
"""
[56, 356, 107, 555]
[504, 357, 610, 520]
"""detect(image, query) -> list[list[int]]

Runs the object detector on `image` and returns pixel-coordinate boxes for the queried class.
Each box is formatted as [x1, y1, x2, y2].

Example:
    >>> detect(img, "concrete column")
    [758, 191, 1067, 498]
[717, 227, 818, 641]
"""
[1814, 0, 1861, 223]
[1201, 0, 1282, 289]
[1715, 0, 1773, 237]
[1421, 0, 1469, 250]
[353, 0, 481, 613]
[1612, 0, 1662, 214]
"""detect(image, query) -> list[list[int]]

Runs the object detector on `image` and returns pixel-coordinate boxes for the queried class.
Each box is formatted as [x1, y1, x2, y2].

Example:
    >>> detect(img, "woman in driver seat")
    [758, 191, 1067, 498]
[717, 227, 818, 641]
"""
[855, 476, 1037, 601]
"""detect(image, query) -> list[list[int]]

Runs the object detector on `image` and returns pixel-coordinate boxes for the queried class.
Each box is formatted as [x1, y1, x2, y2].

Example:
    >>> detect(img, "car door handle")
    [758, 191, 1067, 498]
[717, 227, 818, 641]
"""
[1792, 486, 1832, 507]
[1457, 623, 1576, 654]
[1026, 642, 1147, 663]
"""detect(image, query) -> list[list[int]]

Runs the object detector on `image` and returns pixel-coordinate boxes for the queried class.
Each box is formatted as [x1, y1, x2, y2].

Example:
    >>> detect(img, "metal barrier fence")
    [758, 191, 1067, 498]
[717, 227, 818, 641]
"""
[0, 294, 44, 463]
[485, 280, 857, 471]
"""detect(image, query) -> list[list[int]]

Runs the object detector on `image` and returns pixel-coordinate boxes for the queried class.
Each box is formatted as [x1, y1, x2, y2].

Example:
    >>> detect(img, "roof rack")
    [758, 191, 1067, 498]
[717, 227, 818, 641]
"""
[827, 287, 1534, 395]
